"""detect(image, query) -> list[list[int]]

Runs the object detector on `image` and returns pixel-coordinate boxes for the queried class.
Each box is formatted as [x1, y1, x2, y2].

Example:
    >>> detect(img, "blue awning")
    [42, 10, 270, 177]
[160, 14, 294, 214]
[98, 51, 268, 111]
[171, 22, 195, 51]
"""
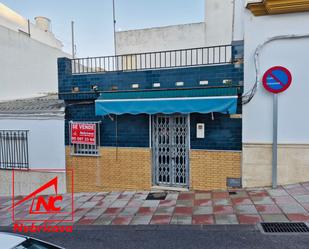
[95, 88, 238, 116]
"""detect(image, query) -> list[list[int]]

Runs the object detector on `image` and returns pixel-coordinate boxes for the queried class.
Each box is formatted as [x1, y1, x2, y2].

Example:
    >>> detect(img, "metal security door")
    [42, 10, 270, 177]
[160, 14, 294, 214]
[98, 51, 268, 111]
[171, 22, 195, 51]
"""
[152, 115, 189, 188]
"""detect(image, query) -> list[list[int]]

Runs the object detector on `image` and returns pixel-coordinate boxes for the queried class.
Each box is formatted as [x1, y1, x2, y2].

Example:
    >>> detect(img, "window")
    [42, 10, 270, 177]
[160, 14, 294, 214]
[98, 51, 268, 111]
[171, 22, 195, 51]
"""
[0, 130, 29, 169]
[70, 122, 100, 156]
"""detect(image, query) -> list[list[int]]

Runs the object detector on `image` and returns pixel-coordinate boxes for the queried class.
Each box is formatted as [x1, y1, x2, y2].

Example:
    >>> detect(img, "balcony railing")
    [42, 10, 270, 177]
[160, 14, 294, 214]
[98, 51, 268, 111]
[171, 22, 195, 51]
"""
[71, 44, 232, 74]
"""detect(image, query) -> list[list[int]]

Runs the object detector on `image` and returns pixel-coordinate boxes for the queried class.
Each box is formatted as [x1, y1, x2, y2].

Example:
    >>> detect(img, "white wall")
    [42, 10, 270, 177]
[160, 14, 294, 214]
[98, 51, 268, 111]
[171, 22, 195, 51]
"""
[0, 24, 70, 101]
[204, 0, 235, 45]
[243, 11, 309, 144]
[0, 3, 62, 49]
[0, 119, 65, 170]
[116, 22, 206, 54]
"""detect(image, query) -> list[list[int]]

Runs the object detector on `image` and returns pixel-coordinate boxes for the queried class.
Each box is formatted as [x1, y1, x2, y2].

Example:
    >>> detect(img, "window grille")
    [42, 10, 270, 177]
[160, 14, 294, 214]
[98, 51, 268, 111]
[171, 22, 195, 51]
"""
[69, 121, 100, 156]
[0, 130, 29, 169]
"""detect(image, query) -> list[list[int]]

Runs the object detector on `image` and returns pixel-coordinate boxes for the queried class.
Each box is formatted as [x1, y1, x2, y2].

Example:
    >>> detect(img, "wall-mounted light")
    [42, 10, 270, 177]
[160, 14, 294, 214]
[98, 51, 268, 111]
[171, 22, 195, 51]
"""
[199, 80, 208, 85]
[175, 81, 184, 87]
[153, 83, 161, 88]
[72, 86, 79, 93]
[131, 83, 139, 89]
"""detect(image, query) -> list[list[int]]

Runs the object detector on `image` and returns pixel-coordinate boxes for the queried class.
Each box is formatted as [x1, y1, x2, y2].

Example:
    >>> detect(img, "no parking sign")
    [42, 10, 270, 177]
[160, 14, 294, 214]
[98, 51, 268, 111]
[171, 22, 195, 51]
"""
[262, 66, 292, 94]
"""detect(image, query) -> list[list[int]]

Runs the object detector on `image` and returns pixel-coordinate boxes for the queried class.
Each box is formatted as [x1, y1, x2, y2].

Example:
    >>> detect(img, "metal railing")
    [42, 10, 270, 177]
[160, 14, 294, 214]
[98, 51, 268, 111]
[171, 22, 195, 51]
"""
[71, 45, 232, 74]
[0, 130, 29, 169]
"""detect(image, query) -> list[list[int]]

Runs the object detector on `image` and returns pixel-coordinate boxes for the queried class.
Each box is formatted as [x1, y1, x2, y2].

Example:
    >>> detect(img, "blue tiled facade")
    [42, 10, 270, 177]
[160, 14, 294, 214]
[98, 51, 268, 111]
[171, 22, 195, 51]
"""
[59, 43, 243, 151]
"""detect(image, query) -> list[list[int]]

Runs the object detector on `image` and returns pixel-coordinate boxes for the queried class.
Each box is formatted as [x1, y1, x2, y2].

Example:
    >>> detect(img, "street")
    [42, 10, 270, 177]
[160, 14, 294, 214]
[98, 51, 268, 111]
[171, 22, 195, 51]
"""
[2, 225, 309, 249]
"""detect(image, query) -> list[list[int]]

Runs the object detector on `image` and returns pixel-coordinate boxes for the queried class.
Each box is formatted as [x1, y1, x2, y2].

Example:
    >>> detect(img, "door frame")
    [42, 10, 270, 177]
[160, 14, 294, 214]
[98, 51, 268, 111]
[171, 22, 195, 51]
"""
[150, 114, 190, 189]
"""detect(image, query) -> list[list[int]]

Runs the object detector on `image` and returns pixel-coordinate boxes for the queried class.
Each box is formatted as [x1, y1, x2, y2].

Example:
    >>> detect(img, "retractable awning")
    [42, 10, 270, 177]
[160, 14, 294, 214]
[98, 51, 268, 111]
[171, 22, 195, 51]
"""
[95, 88, 238, 116]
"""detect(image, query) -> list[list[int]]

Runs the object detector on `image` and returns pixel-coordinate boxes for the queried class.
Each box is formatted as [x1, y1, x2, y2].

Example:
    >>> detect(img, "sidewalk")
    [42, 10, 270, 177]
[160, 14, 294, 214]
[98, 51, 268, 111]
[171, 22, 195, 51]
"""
[1, 182, 309, 226]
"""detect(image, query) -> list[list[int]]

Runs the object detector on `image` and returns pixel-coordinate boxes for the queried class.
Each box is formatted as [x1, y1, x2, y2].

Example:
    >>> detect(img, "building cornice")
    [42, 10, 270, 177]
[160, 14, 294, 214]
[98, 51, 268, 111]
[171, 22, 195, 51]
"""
[247, 0, 309, 16]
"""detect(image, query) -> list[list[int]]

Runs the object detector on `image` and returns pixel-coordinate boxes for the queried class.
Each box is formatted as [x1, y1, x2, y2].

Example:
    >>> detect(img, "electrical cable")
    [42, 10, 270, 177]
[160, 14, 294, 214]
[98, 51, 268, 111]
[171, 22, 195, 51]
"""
[242, 33, 309, 105]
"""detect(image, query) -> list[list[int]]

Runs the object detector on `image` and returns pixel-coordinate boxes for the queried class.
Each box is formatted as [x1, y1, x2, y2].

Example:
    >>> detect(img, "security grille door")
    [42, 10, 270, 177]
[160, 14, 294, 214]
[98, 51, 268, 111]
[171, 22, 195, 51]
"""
[152, 115, 189, 188]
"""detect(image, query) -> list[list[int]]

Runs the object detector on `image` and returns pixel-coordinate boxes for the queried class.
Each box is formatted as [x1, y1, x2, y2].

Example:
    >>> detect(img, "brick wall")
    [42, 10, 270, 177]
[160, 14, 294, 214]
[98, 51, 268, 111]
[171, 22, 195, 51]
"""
[190, 150, 241, 190]
[66, 147, 151, 192]
[66, 146, 241, 192]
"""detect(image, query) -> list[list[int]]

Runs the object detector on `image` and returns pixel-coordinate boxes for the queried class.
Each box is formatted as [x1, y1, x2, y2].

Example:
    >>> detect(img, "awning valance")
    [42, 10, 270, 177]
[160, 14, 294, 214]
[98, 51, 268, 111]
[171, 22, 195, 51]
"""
[95, 88, 238, 116]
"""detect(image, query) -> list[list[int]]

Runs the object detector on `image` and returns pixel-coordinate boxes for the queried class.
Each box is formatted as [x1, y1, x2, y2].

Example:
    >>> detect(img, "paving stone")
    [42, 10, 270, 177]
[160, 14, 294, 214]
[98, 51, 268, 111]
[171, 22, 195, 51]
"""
[126, 200, 143, 208]
[174, 207, 193, 215]
[294, 195, 309, 203]
[194, 199, 212, 206]
[273, 196, 298, 205]
[267, 189, 289, 197]
[142, 200, 160, 207]
[256, 205, 282, 214]
[178, 193, 194, 200]
[234, 205, 258, 214]
[229, 191, 248, 198]
[301, 203, 309, 212]
[278, 204, 307, 214]
[213, 205, 234, 215]
[286, 188, 309, 196]
[79, 201, 98, 209]
[176, 200, 194, 207]
[130, 215, 152, 225]
[192, 215, 214, 225]
[171, 215, 192, 225]
[154, 206, 175, 216]
[137, 207, 157, 216]
[251, 196, 274, 205]
[213, 199, 232, 206]
[193, 206, 213, 215]
[112, 216, 133, 225]
[118, 207, 139, 217]
[195, 193, 211, 200]
[93, 215, 115, 225]
[213, 192, 229, 199]
[159, 200, 177, 207]
[165, 193, 179, 200]
[238, 214, 262, 224]
[215, 214, 238, 224]
[150, 215, 172, 225]
[104, 207, 123, 215]
[231, 198, 253, 205]
[287, 214, 309, 222]
[110, 200, 129, 208]
[261, 214, 289, 222]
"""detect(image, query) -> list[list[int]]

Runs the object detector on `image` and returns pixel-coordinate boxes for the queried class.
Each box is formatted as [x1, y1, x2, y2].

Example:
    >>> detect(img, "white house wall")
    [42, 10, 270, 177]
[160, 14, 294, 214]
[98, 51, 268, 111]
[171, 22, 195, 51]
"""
[243, 10, 309, 187]
[116, 22, 206, 55]
[0, 24, 69, 101]
[0, 119, 65, 170]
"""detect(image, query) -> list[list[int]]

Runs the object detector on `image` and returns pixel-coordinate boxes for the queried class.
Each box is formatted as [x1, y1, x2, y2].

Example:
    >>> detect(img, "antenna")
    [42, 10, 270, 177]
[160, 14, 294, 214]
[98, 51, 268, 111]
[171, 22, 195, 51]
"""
[71, 21, 75, 58]
[112, 0, 117, 56]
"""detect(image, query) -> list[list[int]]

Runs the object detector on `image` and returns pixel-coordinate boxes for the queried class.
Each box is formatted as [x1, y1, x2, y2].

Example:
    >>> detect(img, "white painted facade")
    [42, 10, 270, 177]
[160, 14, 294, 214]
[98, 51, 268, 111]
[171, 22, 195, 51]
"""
[0, 116, 66, 196]
[242, 7, 309, 187]
[0, 118, 65, 170]
[116, 0, 244, 55]
[0, 3, 70, 101]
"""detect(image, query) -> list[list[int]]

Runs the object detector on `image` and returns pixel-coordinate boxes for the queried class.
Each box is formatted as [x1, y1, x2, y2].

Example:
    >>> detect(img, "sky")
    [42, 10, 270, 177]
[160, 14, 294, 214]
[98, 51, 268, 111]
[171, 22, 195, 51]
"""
[1, 0, 204, 57]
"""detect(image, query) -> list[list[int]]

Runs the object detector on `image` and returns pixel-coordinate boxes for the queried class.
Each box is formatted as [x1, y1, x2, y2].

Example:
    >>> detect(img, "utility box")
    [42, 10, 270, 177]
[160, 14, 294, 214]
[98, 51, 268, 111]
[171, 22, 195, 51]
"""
[196, 123, 205, 138]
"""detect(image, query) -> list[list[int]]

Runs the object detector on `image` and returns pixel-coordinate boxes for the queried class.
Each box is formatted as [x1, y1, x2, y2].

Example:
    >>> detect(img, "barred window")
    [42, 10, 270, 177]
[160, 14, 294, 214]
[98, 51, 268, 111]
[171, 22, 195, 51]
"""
[70, 121, 100, 156]
[0, 130, 29, 169]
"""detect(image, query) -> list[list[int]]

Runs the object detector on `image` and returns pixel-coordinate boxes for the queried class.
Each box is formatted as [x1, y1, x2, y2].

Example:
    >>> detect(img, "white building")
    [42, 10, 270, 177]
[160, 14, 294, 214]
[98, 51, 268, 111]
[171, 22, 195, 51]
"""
[0, 95, 66, 196]
[0, 3, 70, 101]
[243, 0, 309, 187]
[0, 4, 68, 195]
[116, 0, 244, 54]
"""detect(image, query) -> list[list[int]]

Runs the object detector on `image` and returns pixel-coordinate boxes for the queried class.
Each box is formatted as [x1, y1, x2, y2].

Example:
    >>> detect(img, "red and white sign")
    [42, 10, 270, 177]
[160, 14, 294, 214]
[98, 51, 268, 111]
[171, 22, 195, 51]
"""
[71, 122, 96, 145]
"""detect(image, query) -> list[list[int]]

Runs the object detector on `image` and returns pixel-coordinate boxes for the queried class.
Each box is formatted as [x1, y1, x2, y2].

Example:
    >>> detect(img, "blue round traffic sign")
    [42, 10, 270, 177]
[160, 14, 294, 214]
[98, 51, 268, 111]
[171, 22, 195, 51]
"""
[262, 66, 292, 94]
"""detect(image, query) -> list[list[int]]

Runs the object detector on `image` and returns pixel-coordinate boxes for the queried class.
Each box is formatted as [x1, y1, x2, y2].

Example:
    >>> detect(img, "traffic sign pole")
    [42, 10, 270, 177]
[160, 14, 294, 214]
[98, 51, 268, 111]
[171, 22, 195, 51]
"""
[262, 66, 292, 189]
[272, 94, 278, 189]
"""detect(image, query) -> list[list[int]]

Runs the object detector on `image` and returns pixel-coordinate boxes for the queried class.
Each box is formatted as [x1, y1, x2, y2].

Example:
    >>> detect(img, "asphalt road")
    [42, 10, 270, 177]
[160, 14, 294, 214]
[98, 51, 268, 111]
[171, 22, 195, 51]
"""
[2, 225, 309, 249]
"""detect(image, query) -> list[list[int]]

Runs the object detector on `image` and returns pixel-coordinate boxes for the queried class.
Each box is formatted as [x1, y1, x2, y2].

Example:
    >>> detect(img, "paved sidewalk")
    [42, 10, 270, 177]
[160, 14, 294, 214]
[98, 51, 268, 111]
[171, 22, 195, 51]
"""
[1, 182, 309, 226]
